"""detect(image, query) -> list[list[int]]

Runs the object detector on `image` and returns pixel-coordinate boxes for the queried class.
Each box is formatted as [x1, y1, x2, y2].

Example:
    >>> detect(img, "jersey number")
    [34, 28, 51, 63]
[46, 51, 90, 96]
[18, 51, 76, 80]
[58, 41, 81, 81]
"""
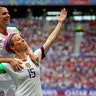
[28, 68, 36, 78]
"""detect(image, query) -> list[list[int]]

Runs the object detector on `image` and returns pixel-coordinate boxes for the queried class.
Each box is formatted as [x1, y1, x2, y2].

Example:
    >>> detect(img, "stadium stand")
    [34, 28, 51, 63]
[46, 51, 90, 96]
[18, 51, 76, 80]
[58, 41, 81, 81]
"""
[0, 0, 96, 96]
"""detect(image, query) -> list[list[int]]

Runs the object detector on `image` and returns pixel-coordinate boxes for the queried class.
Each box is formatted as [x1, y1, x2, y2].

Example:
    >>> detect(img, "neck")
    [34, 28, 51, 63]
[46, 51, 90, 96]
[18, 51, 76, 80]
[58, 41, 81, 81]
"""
[0, 26, 7, 34]
[15, 52, 27, 61]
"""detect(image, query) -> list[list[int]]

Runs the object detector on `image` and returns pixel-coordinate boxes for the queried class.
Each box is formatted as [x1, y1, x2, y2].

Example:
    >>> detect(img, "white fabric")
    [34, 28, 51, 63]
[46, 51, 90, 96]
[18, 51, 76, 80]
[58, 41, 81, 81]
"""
[3, 48, 43, 96]
[0, 27, 20, 58]
[0, 27, 20, 81]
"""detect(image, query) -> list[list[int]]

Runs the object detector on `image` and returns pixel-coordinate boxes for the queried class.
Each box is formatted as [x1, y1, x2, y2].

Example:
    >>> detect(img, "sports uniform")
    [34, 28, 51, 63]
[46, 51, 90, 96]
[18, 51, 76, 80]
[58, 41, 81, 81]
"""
[2, 47, 44, 96]
[0, 27, 20, 80]
[0, 27, 20, 58]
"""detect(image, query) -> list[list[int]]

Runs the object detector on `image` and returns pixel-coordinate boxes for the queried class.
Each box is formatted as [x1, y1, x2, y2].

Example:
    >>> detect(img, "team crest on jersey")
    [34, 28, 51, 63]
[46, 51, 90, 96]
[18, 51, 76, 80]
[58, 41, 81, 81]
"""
[25, 63, 31, 68]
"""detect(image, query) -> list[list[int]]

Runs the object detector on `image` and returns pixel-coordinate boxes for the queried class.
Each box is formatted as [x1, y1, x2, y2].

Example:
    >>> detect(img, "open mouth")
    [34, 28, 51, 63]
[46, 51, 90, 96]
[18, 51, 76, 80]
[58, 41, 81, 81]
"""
[4, 18, 10, 23]
[5, 19, 9, 22]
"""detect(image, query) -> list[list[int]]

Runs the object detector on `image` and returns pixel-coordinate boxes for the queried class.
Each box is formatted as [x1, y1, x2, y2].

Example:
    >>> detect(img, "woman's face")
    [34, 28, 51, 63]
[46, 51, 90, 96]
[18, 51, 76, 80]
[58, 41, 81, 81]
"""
[0, 7, 10, 28]
[11, 34, 27, 52]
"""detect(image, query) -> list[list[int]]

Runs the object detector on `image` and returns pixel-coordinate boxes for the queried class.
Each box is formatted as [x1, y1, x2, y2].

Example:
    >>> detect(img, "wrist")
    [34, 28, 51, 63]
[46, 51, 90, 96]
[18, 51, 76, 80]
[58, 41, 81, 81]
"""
[8, 58, 13, 63]
[58, 21, 64, 24]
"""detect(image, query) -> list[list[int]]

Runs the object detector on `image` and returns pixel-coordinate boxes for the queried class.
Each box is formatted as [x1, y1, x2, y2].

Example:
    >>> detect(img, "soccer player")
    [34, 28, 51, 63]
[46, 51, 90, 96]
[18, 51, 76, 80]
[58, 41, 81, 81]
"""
[0, 8, 67, 96]
[0, 6, 38, 72]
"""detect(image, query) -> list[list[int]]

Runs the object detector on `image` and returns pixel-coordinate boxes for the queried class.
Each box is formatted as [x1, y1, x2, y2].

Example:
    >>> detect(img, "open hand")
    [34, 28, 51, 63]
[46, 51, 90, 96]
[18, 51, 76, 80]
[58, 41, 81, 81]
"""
[57, 8, 67, 23]
[10, 59, 23, 71]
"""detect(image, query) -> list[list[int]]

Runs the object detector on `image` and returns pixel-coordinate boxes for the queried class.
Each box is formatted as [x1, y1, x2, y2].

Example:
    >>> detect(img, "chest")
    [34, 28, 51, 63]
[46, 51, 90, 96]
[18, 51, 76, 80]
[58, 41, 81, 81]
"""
[13, 59, 40, 81]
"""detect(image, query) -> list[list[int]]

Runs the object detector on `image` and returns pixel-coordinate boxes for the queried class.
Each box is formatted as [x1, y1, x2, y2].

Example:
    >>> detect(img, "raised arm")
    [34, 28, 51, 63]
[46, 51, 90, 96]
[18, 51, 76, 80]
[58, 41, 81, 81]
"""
[43, 8, 67, 54]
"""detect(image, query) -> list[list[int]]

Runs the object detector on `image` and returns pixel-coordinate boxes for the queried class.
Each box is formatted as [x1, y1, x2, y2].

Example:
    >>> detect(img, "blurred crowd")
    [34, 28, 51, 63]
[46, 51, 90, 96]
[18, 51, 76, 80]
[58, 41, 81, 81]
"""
[0, 0, 66, 5]
[0, 0, 95, 5]
[10, 18, 96, 90]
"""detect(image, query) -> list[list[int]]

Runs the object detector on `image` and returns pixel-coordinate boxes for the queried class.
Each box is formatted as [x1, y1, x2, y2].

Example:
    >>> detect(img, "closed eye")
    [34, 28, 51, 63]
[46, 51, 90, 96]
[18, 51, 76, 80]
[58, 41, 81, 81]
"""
[3, 12, 9, 15]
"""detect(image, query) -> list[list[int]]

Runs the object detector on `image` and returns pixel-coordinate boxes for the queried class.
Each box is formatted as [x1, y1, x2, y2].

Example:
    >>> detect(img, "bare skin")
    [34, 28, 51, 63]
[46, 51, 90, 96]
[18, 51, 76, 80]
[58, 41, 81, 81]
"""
[8, 8, 67, 66]
[0, 7, 38, 71]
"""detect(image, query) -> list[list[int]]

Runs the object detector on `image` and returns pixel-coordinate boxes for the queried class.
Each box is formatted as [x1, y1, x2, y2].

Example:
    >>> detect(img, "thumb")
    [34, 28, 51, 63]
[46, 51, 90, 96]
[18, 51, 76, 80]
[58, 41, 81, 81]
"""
[16, 59, 23, 64]
[14, 58, 23, 64]
[18, 60, 23, 63]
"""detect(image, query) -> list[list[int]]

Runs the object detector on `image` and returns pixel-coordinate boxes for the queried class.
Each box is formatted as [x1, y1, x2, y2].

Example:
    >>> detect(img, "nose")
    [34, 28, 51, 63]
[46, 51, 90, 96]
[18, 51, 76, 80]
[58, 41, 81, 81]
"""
[21, 38, 24, 42]
[6, 13, 10, 18]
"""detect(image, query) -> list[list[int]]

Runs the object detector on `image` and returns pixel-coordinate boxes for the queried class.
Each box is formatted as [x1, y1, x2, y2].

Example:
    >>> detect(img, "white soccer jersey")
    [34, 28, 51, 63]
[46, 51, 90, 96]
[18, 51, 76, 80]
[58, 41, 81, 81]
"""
[0, 27, 20, 58]
[0, 27, 20, 81]
[3, 48, 43, 96]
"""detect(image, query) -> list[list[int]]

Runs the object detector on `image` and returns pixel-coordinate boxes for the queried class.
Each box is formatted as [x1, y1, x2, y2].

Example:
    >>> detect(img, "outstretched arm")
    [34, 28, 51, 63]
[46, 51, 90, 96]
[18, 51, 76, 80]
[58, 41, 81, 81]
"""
[43, 8, 67, 54]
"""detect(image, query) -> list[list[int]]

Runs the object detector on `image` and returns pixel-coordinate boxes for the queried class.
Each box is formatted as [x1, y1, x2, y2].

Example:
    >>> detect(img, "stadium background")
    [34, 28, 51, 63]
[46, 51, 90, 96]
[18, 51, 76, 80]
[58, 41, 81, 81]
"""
[0, 0, 96, 96]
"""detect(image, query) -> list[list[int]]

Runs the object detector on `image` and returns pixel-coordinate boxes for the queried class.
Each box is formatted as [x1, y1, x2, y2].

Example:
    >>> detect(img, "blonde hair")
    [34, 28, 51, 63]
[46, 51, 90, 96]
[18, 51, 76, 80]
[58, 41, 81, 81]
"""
[0, 6, 6, 10]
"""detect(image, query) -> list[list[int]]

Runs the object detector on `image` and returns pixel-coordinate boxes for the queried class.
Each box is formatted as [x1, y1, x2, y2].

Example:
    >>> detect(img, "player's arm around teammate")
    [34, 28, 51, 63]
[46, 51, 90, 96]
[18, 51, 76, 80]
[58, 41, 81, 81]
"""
[0, 6, 38, 71]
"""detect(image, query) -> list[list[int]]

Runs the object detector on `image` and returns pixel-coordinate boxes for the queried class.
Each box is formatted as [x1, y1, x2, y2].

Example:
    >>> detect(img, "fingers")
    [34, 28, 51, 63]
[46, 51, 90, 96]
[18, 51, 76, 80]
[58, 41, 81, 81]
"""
[62, 8, 67, 14]
[62, 8, 66, 11]
[32, 57, 39, 66]
[13, 64, 23, 71]
[11, 59, 23, 71]
[18, 60, 23, 64]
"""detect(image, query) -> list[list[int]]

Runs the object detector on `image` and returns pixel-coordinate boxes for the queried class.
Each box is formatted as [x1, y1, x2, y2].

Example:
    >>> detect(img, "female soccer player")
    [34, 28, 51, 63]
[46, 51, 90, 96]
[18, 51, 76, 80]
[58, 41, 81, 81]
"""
[0, 8, 67, 96]
[0, 6, 38, 71]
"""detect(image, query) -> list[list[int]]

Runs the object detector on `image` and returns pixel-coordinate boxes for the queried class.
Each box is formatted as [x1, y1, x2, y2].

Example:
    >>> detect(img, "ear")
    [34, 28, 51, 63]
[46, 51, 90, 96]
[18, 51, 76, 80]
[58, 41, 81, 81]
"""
[9, 45, 15, 51]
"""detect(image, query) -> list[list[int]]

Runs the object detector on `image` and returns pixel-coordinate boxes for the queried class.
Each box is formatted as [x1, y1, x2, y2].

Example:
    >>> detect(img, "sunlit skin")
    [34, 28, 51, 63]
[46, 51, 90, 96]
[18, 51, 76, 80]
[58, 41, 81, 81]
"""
[11, 34, 27, 52]
[0, 7, 67, 72]
[10, 34, 28, 60]
[10, 8, 67, 57]
[0, 7, 39, 71]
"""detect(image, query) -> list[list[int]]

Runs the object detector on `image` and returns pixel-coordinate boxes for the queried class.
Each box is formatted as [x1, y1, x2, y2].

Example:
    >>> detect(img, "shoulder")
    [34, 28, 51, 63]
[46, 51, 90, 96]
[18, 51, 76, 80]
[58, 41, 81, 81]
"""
[34, 47, 45, 60]
[2, 63, 11, 67]
[7, 27, 17, 30]
[7, 27, 20, 34]
[33, 48, 42, 61]
[34, 48, 42, 56]
[2, 63, 12, 72]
